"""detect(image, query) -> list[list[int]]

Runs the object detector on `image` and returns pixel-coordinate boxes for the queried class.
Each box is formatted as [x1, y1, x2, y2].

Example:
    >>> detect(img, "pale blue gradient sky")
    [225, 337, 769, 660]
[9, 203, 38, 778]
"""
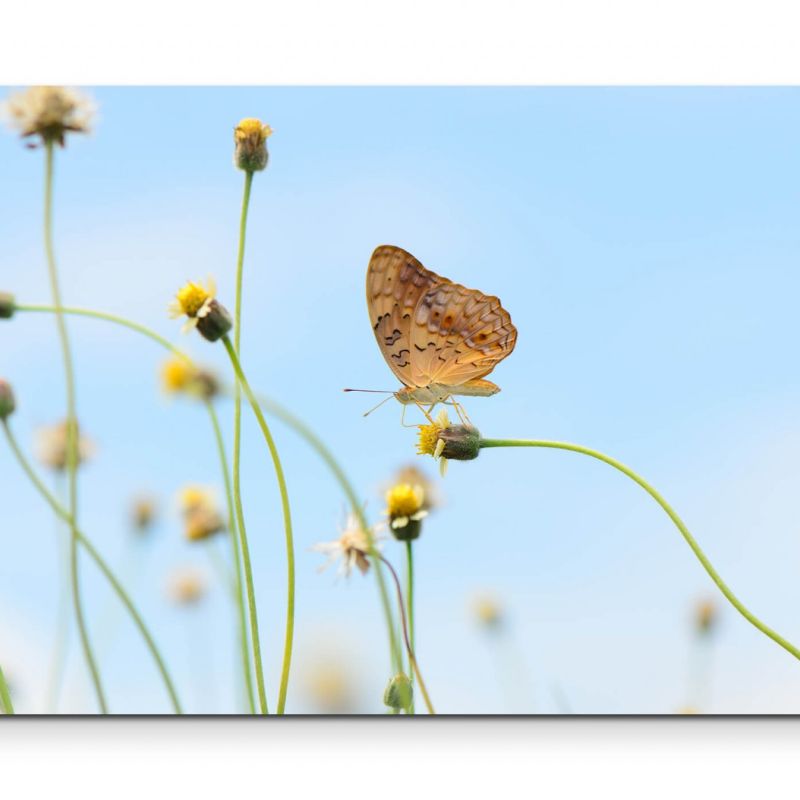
[1, 87, 800, 714]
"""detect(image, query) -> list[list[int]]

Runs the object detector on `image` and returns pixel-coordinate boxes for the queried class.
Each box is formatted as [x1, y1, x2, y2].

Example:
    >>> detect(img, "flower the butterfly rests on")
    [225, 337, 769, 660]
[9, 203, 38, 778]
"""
[365, 245, 517, 413]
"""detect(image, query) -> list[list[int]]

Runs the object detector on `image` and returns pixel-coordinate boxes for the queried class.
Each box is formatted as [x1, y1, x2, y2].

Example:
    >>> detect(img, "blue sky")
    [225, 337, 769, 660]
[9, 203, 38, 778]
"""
[1, 87, 800, 714]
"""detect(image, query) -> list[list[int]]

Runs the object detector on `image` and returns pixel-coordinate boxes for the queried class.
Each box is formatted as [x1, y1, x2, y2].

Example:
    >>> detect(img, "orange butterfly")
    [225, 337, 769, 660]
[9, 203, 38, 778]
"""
[364, 245, 517, 416]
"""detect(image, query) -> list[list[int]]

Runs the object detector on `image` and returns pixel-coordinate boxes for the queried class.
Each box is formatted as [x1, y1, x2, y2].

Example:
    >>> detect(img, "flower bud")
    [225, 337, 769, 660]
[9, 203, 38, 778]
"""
[234, 118, 272, 172]
[437, 424, 481, 461]
[383, 672, 413, 712]
[0, 293, 15, 319]
[196, 299, 232, 342]
[0, 379, 16, 420]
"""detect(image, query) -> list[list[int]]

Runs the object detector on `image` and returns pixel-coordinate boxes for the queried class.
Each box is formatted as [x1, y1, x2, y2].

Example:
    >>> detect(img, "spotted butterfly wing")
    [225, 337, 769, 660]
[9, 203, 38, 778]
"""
[366, 245, 516, 396]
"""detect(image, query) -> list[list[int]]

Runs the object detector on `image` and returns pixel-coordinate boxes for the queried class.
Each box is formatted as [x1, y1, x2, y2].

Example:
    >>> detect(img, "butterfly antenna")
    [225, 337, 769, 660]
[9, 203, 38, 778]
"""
[343, 388, 394, 394]
[362, 394, 394, 417]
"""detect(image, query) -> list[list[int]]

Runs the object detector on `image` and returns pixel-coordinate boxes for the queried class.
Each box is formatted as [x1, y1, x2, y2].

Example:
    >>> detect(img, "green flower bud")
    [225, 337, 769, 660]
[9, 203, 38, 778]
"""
[196, 299, 232, 343]
[0, 379, 16, 420]
[438, 424, 481, 461]
[0, 293, 15, 319]
[383, 673, 413, 712]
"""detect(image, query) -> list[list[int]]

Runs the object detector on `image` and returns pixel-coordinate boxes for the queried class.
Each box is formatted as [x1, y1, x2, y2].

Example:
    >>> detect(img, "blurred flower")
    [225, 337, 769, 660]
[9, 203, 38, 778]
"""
[168, 277, 232, 342]
[234, 117, 272, 172]
[311, 514, 381, 578]
[473, 594, 503, 630]
[385, 482, 427, 541]
[178, 485, 225, 542]
[3, 86, 94, 147]
[130, 494, 158, 534]
[304, 661, 354, 714]
[35, 420, 94, 471]
[0, 293, 15, 319]
[167, 567, 207, 606]
[695, 599, 718, 636]
[0, 379, 15, 420]
[383, 672, 413, 713]
[677, 706, 699, 715]
[160, 357, 219, 400]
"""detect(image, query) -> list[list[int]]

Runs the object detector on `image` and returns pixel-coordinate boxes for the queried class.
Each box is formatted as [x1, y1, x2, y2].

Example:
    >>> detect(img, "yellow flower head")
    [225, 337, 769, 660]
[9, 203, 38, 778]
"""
[3, 86, 94, 147]
[386, 483, 425, 518]
[234, 117, 272, 172]
[416, 410, 450, 475]
[391, 465, 438, 511]
[160, 357, 219, 400]
[473, 595, 503, 629]
[385, 482, 428, 540]
[169, 278, 215, 322]
[178, 485, 225, 542]
[131, 494, 158, 533]
[695, 599, 717, 635]
[168, 277, 232, 342]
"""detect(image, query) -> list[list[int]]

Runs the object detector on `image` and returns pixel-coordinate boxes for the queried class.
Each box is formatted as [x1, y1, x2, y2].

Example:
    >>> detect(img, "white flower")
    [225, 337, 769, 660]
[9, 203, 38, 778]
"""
[4, 86, 94, 146]
[311, 514, 382, 578]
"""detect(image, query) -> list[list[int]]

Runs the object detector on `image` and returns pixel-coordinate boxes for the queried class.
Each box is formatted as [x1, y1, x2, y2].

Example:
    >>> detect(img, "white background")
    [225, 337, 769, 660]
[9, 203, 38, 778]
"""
[2, 0, 799, 796]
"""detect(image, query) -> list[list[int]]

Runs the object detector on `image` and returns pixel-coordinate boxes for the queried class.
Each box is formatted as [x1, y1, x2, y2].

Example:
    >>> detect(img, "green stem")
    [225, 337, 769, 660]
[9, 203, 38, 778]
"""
[229, 169, 271, 714]
[2, 421, 183, 713]
[377, 555, 435, 714]
[207, 401, 256, 713]
[405, 540, 415, 714]
[252, 394, 403, 673]
[42, 141, 107, 713]
[222, 335, 294, 715]
[479, 438, 800, 662]
[15, 303, 256, 713]
[13, 303, 402, 676]
[0, 663, 13, 714]
[46, 475, 70, 713]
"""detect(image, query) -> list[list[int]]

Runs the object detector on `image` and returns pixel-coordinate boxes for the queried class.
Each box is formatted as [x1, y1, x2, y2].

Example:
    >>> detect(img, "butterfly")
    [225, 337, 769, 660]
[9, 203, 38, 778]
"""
[364, 244, 517, 416]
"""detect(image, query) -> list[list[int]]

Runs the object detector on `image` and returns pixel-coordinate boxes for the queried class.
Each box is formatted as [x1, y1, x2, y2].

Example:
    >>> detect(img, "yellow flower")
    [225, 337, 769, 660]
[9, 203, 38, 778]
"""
[385, 483, 428, 540]
[390, 464, 438, 511]
[3, 86, 94, 147]
[169, 277, 232, 342]
[234, 117, 273, 171]
[695, 599, 717, 635]
[167, 567, 207, 606]
[35, 420, 94, 472]
[473, 595, 503, 629]
[160, 357, 219, 400]
[130, 494, 158, 533]
[304, 662, 354, 714]
[177, 486, 225, 542]
[416, 410, 450, 476]
[311, 514, 382, 578]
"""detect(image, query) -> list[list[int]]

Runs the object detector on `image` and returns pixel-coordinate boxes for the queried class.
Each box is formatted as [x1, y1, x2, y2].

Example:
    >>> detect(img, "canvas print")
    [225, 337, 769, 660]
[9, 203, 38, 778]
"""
[0, 86, 798, 715]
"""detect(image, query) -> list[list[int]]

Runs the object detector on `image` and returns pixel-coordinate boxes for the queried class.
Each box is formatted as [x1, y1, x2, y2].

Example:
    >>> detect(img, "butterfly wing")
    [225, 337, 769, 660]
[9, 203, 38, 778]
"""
[408, 278, 517, 388]
[366, 245, 441, 388]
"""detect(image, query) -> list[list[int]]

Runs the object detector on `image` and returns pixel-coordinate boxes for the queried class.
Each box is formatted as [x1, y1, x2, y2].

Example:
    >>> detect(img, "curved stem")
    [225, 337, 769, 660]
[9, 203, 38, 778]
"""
[0, 663, 13, 714]
[252, 394, 403, 673]
[42, 142, 107, 713]
[377, 555, 435, 714]
[13, 303, 402, 675]
[207, 401, 255, 714]
[479, 438, 800, 662]
[2, 421, 183, 713]
[222, 335, 294, 714]
[405, 540, 416, 714]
